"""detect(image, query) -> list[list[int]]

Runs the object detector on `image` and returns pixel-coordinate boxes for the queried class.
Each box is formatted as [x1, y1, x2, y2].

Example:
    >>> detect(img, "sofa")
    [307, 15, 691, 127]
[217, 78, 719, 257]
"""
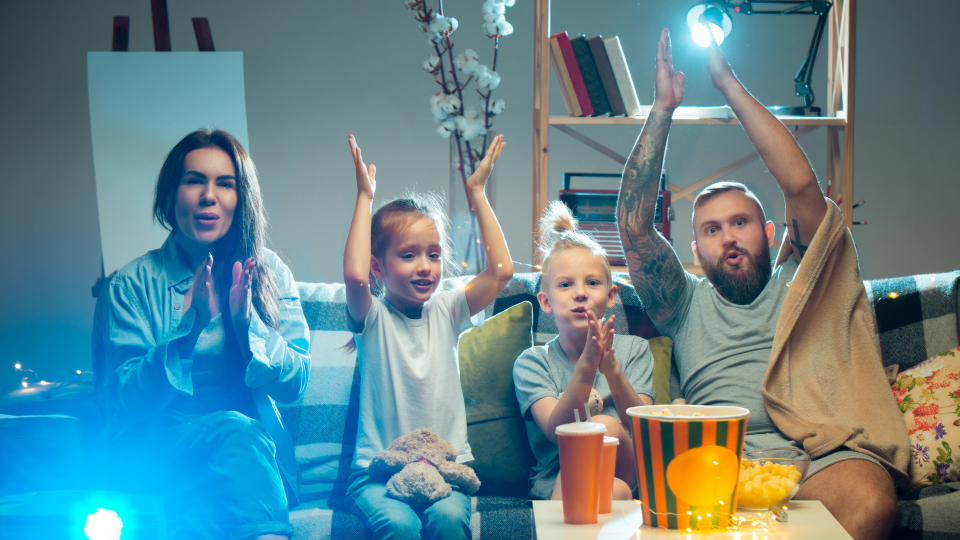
[284, 270, 960, 540]
[1, 271, 958, 539]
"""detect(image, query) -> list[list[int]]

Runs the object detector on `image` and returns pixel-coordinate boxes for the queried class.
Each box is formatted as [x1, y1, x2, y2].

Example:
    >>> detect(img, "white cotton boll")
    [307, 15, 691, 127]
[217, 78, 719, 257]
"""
[423, 55, 441, 73]
[483, 12, 502, 24]
[445, 81, 457, 93]
[438, 119, 458, 138]
[476, 68, 501, 91]
[441, 95, 462, 116]
[455, 50, 478, 74]
[503, 0, 516, 7]
[488, 99, 506, 116]
[483, 22, 498, 37]
[461, 59, 480, 75]
[458, 116, 487, 141]
[464, 106, 482, 121]
[430, 94, 448, 122]
[429, 14, 458, 35]
[426, 33, 442, 46]
[497, 20, 513, 37]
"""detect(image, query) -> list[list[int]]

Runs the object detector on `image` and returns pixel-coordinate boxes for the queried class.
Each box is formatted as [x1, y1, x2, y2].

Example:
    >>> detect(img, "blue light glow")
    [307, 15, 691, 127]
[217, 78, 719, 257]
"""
[84, 508, 123, 540]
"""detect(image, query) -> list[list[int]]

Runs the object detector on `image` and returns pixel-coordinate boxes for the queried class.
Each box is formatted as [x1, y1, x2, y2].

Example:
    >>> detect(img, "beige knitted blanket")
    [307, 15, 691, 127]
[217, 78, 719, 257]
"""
[764, 199, 910, 487]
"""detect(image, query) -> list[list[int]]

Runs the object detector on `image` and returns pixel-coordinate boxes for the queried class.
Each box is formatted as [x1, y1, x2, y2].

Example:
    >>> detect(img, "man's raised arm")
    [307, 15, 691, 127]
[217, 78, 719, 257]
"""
[702, 24, 827, 263]
[617, 28, 687, 321]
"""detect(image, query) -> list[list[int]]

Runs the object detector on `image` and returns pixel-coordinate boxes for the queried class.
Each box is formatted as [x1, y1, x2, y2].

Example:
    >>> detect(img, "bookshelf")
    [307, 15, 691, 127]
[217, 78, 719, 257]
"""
[531, 0, 857, 264]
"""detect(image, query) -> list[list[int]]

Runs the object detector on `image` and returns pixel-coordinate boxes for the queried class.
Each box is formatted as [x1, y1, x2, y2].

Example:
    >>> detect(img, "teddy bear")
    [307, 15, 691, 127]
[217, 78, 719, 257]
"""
[558, 388, 604, 416]
[367, 427, 481, 507]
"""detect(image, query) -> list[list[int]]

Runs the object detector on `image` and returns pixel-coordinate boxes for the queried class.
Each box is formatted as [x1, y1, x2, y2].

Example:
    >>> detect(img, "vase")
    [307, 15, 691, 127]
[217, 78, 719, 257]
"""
[449, 133, 495, 277]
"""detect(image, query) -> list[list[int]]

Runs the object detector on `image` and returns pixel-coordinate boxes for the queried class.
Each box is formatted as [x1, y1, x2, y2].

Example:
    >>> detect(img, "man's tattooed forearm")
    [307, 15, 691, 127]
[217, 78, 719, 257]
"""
[618, 112, 672, 244]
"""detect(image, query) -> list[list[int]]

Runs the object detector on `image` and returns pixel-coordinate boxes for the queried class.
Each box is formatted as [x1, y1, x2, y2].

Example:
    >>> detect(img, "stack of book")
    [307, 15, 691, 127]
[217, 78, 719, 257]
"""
[549, 31, 641, 117]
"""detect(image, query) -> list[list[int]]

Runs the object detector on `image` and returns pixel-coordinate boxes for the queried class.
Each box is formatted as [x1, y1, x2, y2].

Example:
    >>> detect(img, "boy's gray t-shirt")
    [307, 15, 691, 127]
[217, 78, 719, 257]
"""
[513, 334, 655, 500]
[654, 256, 799, 435]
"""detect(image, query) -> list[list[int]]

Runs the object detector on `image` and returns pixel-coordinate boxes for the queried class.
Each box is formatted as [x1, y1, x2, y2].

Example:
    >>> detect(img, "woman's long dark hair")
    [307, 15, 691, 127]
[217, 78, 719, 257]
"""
[152, 129, 280, 330]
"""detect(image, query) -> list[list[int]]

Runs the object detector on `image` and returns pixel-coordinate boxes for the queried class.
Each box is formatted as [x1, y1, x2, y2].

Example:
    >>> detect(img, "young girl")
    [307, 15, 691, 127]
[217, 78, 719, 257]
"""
[343, 134, 513, 539]
[513, 201, 655, 501]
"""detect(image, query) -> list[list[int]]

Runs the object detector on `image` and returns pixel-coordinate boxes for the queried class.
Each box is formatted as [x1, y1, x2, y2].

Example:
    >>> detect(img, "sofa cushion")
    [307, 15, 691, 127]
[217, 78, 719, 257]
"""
[866, 271, 960, 372]
[648, 336, 674, 405]
[891, 346, 960, 490]
[458, 301, 535, 496]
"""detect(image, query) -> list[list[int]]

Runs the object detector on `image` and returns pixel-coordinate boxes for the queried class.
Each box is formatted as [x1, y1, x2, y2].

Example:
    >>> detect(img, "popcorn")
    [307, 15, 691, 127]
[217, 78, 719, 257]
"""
[737, 460, 802, 509]
[656, 408, 704, 417]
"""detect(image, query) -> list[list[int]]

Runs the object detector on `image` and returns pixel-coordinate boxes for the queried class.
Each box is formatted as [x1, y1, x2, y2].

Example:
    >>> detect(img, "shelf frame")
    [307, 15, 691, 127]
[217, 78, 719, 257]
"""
[531, 0, 856, 263]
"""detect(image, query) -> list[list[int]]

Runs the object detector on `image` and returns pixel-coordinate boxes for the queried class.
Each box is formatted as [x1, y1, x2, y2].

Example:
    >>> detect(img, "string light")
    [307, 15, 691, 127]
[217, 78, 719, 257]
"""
[634, 500, 782, 533]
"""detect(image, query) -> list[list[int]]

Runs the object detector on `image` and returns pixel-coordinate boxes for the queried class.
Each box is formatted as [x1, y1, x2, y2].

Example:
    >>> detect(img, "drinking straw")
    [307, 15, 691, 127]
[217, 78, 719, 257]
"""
[584, 403, 592, 422]
[574, 409, 581, 423]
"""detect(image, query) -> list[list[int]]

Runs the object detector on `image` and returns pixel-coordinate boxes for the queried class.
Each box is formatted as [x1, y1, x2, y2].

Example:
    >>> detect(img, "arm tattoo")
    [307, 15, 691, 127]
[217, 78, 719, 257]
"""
[789, 219, 808, 258]
[617, 111, 687, 320]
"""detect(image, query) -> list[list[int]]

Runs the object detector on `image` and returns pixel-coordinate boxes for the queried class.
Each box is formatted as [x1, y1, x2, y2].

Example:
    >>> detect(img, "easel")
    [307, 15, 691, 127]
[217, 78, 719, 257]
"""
[92, 0, 217, 297]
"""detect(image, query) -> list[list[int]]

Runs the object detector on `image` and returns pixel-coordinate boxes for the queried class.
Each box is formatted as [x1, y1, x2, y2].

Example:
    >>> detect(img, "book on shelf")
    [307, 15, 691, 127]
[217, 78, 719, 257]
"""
[587, 36, 627, 117]
[569, 35, 612, 117]
[602, 36, 642, 117]
[551, 31, 594, 116]
[549, 35, 580, 116]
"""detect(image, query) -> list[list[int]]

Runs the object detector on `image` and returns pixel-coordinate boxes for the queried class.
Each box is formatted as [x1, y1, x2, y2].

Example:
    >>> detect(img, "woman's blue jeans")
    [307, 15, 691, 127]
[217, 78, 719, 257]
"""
[112, 411, 293, 539]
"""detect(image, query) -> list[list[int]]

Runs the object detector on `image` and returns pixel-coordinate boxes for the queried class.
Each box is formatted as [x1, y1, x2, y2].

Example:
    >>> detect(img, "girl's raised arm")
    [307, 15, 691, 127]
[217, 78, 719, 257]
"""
[344, 134, 376, 329]
[463, 134, 514, 315]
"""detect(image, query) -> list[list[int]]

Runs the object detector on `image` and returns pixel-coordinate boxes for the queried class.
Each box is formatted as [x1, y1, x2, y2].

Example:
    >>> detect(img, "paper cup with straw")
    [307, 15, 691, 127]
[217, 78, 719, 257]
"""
[555, 405, 606, 524]
[626, 405, 749, 531]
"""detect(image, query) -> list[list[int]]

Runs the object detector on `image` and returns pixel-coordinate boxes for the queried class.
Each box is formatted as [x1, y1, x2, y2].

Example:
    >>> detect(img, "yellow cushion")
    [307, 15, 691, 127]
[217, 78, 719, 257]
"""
[647, 336, 674, 405]
[459, 301, 536, 495]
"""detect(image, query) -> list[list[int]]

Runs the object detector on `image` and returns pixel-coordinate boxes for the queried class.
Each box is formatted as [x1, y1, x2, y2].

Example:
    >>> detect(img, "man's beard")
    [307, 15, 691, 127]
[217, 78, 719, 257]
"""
[699, 242, 773, 305]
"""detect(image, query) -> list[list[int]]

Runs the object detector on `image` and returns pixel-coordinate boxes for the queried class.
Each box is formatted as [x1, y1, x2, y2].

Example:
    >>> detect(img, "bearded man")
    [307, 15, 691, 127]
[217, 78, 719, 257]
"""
[616, 28, 909, 540]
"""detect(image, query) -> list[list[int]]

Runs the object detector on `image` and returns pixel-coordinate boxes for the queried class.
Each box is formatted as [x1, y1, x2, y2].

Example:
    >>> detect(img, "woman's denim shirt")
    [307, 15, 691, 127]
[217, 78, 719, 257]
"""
[93, 234, 310, 500]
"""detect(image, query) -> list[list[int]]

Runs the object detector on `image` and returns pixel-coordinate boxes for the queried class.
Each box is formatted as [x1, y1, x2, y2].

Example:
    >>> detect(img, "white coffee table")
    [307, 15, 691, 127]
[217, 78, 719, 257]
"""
[533, 500, 852, 539]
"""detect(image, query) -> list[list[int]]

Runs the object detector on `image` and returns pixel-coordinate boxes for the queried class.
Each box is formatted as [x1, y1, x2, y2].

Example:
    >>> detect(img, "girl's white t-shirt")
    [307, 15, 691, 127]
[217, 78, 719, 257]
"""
[351, 288, 476, 469]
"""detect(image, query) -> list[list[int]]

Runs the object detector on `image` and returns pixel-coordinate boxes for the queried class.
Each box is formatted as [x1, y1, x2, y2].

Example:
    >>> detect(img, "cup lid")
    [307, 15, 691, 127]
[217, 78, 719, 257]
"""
[603, 436, 619, 446]
[555, 421, 606, 436]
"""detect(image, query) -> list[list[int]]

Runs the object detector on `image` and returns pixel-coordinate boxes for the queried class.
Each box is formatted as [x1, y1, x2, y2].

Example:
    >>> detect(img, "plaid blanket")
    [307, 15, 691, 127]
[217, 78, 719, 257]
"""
[866, 271, 960, 372]
[284, 271, 960, 540]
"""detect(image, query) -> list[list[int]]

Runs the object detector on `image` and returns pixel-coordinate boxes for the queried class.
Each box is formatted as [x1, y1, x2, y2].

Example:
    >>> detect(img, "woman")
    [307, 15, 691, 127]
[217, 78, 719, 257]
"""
[93, 129, 310, 539]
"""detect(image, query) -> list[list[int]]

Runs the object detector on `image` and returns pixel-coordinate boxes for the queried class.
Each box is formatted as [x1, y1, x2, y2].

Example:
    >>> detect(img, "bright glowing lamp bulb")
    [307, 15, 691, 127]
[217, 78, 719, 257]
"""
[693, 22, 725, 47]
[84, 508, 123, 540]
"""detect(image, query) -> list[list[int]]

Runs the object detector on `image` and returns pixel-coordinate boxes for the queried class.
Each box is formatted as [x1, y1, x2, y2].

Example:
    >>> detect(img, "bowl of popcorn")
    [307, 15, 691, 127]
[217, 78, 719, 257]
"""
[736, 447, 810, 511]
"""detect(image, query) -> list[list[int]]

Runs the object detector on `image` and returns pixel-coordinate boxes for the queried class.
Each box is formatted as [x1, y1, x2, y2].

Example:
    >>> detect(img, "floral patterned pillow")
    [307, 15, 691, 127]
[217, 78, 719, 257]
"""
[891, 346, 960, 489]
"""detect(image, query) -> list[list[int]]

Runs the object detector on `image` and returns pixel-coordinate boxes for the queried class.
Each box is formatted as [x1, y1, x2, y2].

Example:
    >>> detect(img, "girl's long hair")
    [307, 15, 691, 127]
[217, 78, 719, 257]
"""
[152, 129, 280, 329]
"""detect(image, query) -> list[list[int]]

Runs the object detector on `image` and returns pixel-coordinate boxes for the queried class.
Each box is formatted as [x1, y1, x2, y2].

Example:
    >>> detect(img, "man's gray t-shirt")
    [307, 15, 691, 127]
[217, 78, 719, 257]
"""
[513, 335, 655, 500]
[653, 257, 799, 435]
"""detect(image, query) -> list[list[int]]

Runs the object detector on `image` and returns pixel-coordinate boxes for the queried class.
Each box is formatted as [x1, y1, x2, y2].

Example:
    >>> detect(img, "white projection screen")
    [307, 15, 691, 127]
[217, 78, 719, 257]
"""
[88, 52, 249, 274]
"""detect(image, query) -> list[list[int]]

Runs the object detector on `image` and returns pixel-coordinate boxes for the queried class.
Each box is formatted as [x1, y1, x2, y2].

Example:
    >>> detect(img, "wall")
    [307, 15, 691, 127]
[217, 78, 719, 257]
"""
[1, 0, 957, 387]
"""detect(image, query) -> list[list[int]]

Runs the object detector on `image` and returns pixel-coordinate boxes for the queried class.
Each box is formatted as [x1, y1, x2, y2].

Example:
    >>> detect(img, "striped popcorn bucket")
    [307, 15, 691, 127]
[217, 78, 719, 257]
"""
[626, 405, 749, 531]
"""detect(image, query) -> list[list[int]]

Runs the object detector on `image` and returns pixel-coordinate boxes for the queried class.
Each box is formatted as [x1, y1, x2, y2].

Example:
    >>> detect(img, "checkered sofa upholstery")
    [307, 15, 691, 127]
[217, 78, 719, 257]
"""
[283, 271, 960, 540]
[865, 271, 960, 540]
